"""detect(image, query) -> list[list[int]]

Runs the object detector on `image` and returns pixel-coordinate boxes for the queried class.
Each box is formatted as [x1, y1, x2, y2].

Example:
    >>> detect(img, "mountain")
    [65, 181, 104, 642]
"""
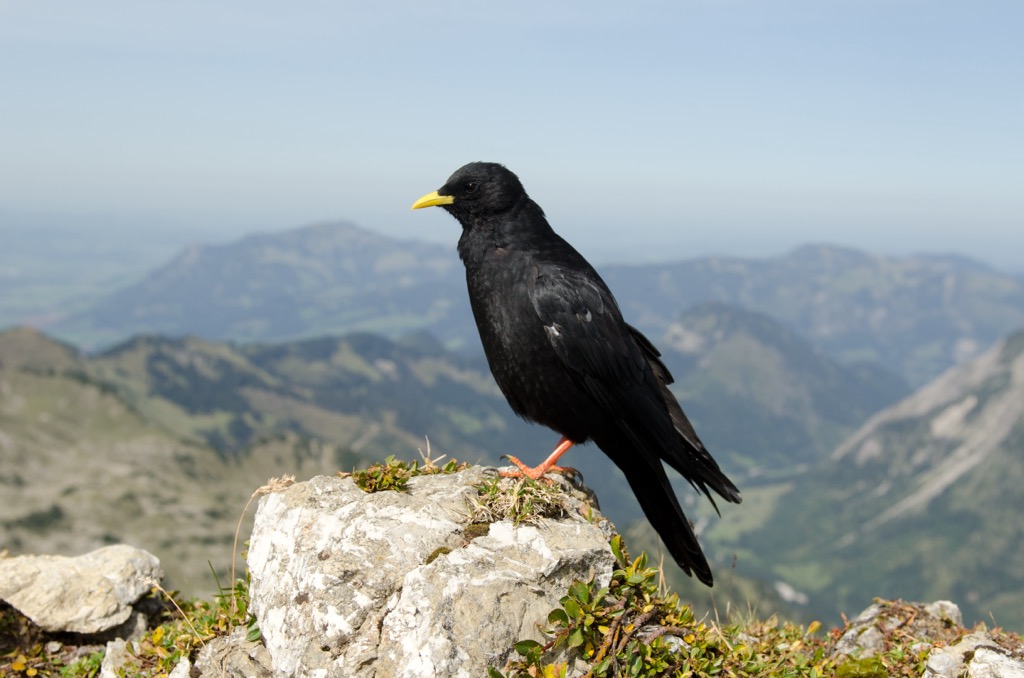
[0, 328, 279, 595]
[53, 222, 474, 349]
[48, 225, 1024, 386]
[87, 331, 558, 464]
[692, 328, 1024, 630]
[0, 221, 181, 332]
[0, 326, 550, 595]
[0, 308, 909, 598]
[656, 302, 909, 475]
[77, 303, 907, 507]
[603, 245, 1024, 387]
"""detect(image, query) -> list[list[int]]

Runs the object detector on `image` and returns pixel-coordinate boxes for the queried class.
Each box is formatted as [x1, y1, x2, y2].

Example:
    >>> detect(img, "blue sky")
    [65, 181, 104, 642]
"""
[2, 1, 1022, 268]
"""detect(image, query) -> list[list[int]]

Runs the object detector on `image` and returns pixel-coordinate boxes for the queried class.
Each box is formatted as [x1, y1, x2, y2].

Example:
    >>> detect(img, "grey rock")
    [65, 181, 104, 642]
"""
[926, 648, 965, 678]
[375, 520, 613, 677]
[247, 468, 615, 678]
[968, 648, 1024, 678]
[0, 544, 162, 633]
[831, 602, 890, 658]
[194, 628, 274, 678]
[99, 639, 129, 678]
[925, 631, 1024, 678]
[168, 657, 192, 678]
[833, 600, 964, 659]
[923, 600, 963, 627]
[832, 602, 1024, 678]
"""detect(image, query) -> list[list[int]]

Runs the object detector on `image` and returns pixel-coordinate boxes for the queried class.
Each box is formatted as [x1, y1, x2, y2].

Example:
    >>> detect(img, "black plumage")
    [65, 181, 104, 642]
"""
[412, 162, 741, 586]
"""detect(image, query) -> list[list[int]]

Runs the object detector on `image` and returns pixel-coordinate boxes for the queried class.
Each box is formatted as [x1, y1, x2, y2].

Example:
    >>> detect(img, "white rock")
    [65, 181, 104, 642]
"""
[925, 631, 1024, 678]
[0, 544, 162, 634]
[923, 600, 963, 627]
[247, 469, 615, 678]
[99, 639, 128, 678]
[168, 656, 192, 678]
[194, 628, 274, 677]
[968, 648, 1024, 678]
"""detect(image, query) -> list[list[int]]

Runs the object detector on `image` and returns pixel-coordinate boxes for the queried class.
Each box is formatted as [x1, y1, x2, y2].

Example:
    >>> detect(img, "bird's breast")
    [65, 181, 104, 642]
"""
[463, 253, 597, 440]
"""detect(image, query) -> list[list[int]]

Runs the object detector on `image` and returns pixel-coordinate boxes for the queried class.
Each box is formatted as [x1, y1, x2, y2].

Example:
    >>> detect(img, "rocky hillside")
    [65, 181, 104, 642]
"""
[0, 327, 546, 594]
[0, 329, 282, 594]
[86, 330, 537, 461]
[658, 302, 908, 473]
[9, 311, 908, 525]
[694, 328, 1024, 630]
[6, 321, 1020, 629]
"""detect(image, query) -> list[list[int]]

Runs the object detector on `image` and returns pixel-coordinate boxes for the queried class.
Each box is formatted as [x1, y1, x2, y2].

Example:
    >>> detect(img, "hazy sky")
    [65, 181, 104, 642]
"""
[2, 1, 1022, 268]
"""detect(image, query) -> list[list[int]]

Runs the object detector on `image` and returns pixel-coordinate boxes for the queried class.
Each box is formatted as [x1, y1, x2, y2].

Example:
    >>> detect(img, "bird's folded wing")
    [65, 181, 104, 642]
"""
[529, 266, 742, 506]
[527, 268, 647, 387]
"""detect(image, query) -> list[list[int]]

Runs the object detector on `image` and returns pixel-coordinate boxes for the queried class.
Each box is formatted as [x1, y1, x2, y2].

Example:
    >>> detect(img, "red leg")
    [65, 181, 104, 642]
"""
[500, 436, 577, 479]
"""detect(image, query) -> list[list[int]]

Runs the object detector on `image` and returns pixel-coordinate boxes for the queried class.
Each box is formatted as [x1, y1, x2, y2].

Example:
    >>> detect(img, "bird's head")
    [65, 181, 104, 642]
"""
[411, 162, 527, 221]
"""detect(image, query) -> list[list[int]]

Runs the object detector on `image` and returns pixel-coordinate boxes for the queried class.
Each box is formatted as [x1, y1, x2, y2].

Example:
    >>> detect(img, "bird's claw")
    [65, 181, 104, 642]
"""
[499, 454, 579, 482]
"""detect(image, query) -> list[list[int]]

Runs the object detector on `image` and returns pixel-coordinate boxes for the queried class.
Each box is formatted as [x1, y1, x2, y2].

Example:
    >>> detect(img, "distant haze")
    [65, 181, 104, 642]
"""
[1, 2, 1022, 271]
[4, 207, 1024, 276]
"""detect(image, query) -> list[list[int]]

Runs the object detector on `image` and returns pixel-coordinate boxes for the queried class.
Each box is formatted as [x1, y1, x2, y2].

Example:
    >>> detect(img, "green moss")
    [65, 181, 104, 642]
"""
[59, 649, 105, 677]
[425, 546, 452, 565]
[464, 522, 491, 540]
[836, 656, 888, 678]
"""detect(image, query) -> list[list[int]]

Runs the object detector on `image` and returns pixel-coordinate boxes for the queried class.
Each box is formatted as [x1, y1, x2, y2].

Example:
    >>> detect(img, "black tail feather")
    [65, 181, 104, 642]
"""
[598, 435, 716, 586]
[626, 323, 742, 507]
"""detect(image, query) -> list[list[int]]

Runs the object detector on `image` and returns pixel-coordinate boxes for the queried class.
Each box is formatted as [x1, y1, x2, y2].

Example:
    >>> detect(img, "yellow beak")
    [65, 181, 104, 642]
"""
[411, 191, 455, 210]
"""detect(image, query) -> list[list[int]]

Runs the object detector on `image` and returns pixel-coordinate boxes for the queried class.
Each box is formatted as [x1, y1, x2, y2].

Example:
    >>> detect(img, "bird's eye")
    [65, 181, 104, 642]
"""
[465, 182, 478, 194]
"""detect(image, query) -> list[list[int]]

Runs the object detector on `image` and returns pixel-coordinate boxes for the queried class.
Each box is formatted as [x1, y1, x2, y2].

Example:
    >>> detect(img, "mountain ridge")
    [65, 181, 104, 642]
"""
[47, 222, 1024, 386]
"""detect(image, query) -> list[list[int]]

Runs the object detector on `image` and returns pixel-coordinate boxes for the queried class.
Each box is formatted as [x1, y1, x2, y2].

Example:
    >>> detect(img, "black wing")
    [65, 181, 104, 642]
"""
[528, 264, 648, 390]
[528, 263, 741, 506]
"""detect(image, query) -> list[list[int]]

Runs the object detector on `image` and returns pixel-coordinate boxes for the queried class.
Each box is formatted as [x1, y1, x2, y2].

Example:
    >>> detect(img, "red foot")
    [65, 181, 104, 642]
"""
[498, 436, 578, 480]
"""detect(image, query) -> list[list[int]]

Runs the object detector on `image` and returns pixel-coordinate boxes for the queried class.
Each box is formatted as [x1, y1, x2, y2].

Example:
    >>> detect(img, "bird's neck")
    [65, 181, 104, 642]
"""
[456, 198, 554, 264]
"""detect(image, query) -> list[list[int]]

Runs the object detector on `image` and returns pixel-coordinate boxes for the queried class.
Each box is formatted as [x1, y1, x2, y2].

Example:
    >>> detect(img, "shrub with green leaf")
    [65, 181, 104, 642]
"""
[491, 535, 837, 678]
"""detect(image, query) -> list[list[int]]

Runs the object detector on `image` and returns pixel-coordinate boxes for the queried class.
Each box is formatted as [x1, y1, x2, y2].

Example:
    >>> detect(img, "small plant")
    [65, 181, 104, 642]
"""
[112, 570, 257, 676]
[494, 536, 707, 677]
[491, 536, 839, 677]
[350, 455, 418, 492]
[346, 454, 468, 493]
[59, 649, 105, 677]
[1, 574, 257, 677]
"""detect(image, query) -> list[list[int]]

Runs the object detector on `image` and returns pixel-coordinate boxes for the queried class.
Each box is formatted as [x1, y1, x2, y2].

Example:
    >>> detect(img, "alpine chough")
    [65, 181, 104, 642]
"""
[412, 162, 741, 586]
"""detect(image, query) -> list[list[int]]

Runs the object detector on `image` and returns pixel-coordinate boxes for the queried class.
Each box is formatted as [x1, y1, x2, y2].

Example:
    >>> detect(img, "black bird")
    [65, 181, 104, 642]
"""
[412, 162, 741, 586]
